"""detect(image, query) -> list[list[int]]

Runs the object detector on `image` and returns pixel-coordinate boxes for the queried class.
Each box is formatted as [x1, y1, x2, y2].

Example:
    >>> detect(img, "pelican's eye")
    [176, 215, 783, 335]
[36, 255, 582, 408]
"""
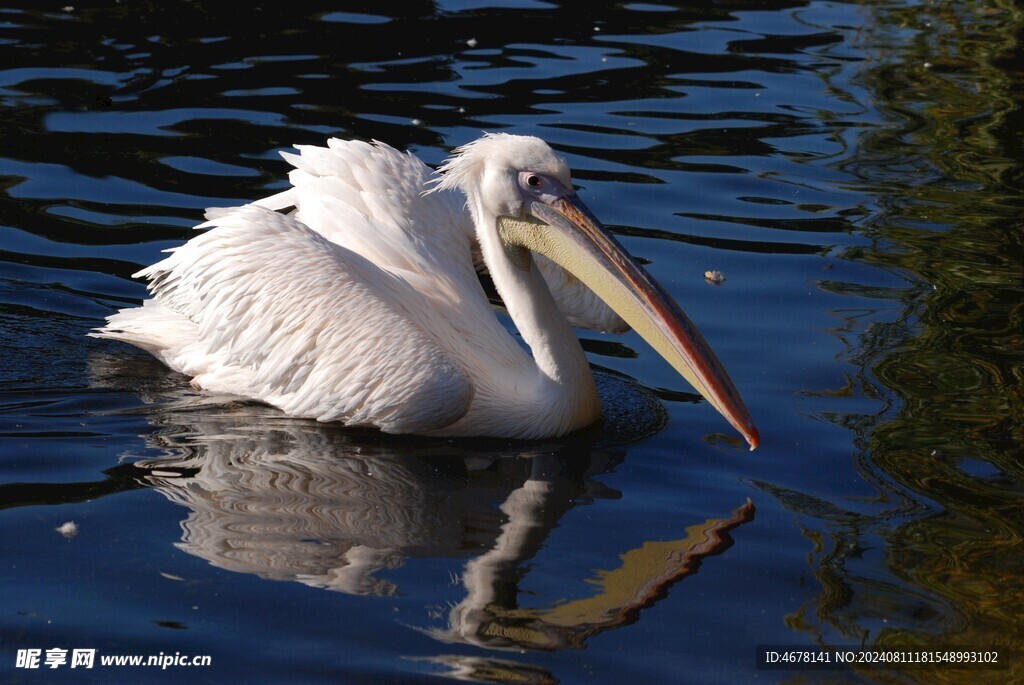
[519, 171, 561, 199]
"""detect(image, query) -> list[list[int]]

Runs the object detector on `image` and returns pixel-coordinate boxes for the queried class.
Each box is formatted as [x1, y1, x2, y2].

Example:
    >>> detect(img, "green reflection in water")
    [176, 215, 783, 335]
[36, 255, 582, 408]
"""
[777, 0, 1022, 681]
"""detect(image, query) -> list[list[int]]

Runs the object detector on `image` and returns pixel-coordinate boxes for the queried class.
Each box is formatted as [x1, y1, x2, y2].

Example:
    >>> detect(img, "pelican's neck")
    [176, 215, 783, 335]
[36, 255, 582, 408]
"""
[471, 201, 598, 423]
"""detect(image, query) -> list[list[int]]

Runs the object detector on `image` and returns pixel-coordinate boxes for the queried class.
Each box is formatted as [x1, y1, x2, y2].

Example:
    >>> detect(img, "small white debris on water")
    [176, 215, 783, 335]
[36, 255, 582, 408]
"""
[62, 5, 74, 11]
[411, 118, 422, 126]
[56, 521, 78, 538]
[466, 38, 478, 48]
[923, 61, 933, 68]
[704, 269, 725, 285]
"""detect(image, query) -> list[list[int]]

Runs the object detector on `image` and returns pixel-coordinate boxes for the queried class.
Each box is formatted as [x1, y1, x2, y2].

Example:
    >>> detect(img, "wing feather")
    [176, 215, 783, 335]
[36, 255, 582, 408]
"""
[98, 206, 473, 434]
[284, 140, 473, 282]
[274, 139, 624, 332]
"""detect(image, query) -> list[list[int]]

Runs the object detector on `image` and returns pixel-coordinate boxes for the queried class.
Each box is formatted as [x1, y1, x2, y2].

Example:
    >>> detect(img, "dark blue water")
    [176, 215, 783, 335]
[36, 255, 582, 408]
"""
[2, 1, 1021, 683]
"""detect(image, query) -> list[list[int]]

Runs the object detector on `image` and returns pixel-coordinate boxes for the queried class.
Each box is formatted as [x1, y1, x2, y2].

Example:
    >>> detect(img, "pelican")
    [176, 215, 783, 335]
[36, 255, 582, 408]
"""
[92, 133, 758, 447]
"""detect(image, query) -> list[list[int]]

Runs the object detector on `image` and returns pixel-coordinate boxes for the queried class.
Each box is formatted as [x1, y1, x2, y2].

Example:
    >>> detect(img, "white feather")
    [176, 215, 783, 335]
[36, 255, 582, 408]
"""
[93, 137, 633, 437]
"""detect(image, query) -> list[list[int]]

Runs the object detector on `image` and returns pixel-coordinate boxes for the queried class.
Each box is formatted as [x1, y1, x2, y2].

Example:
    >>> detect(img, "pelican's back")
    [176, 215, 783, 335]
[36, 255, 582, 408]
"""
[258, 139, 479, 308]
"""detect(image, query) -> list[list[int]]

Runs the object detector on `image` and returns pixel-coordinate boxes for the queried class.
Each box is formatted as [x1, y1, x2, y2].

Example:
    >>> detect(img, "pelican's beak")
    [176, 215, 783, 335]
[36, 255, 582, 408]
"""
[498, 195, 759, 450]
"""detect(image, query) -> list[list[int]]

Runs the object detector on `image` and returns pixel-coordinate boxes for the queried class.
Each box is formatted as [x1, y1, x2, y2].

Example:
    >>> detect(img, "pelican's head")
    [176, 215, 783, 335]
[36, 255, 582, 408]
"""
[437, 133, 759, 450]
[435, 133, 571, 219]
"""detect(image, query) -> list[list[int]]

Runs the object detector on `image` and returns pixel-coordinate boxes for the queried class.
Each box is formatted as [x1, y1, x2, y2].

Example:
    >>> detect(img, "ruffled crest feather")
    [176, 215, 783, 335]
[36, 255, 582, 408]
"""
[429, 133, 500, 194]
[427, 132, 570, 196]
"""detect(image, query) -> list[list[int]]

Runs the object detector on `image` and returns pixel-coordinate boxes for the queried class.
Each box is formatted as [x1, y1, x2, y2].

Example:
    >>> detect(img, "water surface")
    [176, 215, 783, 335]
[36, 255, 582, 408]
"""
[1, 1, 1021, 683]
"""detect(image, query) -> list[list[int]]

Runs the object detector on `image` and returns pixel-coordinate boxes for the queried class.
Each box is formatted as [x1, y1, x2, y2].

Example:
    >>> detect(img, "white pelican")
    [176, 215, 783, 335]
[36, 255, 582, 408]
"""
[93, 133, 758, 447]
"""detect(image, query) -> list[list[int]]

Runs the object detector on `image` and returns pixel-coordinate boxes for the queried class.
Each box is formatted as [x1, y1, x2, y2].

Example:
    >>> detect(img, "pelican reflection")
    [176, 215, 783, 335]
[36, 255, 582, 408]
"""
[80, 356, 755, 659]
